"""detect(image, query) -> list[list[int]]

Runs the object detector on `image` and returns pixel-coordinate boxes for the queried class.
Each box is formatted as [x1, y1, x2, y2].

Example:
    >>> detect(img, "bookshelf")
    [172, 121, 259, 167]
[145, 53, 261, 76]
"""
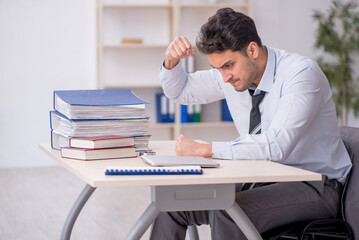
[96, 0, 251, 141]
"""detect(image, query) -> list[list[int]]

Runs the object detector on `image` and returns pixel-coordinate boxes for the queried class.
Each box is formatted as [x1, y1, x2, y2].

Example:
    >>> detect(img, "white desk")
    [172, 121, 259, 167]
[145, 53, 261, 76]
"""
[39, 141, 321, 240]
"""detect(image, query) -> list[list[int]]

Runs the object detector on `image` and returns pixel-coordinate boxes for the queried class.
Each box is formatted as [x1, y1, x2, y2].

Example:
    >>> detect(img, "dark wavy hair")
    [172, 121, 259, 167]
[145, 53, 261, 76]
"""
[196, 8, 262, 55]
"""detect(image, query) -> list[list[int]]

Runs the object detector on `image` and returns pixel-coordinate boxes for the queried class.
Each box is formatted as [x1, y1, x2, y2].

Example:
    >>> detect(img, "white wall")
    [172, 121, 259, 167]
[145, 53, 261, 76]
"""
[0, 0, 96, 167]
[0, 0, 358, 168]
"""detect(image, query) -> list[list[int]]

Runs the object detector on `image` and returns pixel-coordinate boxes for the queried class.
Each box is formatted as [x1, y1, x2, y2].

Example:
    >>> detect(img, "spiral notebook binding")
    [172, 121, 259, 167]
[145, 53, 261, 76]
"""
[105, 166, 203, 175]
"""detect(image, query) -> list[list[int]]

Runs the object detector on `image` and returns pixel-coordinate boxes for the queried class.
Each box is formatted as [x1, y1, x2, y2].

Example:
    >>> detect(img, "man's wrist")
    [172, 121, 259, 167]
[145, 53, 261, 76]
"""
[164, 59, 180, 70]
[199, 144, 213, 158]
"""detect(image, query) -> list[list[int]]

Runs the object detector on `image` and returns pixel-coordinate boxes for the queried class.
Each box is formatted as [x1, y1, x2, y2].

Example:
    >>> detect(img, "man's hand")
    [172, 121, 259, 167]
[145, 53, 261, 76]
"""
[164, 36, 195, 70]
[175, 134, 213, 157]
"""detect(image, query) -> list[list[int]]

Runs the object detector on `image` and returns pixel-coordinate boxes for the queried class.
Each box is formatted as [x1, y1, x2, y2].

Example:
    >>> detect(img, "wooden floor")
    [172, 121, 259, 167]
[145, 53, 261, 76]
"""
[0, 166, 210, 240]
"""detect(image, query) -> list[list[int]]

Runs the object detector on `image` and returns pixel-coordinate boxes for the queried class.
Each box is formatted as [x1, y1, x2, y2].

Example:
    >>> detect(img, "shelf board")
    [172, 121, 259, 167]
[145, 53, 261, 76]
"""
[102, 4, 172, 8]
[179, 4, 247, 8]
[150, 123, 175, 129]
[101, 44, 168, 49]
[180, 121, 235, 128]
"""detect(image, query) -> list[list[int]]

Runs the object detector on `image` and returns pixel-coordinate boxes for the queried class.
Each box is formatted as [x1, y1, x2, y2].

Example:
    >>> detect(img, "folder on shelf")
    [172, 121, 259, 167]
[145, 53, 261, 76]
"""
[221, 99, 233, 122]
[156, 93, 168, 123]
[181, 105, 188, 123]
[193, 104, 201, 122]
[105, 166, 203, 175]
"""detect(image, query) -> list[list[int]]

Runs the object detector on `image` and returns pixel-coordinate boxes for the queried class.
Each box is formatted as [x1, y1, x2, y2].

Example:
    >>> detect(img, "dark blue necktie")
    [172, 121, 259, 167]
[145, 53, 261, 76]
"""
[248, 89, 266, 135]
[240, 89, 266, 191]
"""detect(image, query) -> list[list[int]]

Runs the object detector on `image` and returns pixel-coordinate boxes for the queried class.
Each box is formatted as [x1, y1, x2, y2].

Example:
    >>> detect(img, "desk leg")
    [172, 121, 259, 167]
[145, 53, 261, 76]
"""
[125, 202, 161, 240]
[226, 202, 262, 240]
[60, 184, 96, 240]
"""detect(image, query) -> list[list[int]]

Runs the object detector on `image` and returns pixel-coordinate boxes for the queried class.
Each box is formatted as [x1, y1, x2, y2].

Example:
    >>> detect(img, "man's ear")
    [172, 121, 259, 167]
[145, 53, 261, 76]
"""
[246, 42, 259, 59]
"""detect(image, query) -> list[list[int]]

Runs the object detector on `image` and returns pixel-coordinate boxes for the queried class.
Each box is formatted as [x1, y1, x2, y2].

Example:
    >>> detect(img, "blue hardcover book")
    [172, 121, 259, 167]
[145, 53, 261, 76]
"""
[53, 89, 148, 119]
[221, 99, 233, 122]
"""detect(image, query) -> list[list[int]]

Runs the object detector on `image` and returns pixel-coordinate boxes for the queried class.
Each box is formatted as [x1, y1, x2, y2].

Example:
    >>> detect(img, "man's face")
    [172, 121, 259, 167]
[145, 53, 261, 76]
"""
[208, 50, 258, 92]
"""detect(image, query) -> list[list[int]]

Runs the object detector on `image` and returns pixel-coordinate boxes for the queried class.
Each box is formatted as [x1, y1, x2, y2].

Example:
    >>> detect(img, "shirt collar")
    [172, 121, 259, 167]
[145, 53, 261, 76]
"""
[252, 47, 275, 95]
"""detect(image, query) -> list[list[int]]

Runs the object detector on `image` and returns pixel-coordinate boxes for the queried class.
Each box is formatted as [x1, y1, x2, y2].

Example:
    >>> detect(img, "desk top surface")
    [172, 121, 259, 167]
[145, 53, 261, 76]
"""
[39, 141, 321, 187]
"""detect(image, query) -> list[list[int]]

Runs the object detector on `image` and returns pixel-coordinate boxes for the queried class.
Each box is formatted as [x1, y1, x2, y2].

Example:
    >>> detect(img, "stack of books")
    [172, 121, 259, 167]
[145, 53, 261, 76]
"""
[50, 89, 150, 156]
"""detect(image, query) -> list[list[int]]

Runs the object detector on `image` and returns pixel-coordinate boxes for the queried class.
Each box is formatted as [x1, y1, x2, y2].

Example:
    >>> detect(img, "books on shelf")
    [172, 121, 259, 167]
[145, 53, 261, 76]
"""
[69, 136, 135, 149]
[61, 146, 137, 160]
[105, 165, 203, 175]
[180, 104, 201, 123]
[53, 89, 147, 120]
[156, 93, 175, 123]
[156, 93, 202, 123]
[50, 89, 150, 152]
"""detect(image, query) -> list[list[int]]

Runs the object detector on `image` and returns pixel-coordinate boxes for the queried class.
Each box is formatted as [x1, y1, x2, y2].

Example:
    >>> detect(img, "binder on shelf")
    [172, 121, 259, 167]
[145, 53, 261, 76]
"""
[181, 105, 189, 123]
[221, 99, 233, 122]
[53, 89, 147, 120]
[193, 104, 201, 122]
[168, 100, 175, 123]
[156, 93, 175, 123]
[105, 166, 203, 175]
[187, 104, 194, 123]
[156, 93, 168, 123]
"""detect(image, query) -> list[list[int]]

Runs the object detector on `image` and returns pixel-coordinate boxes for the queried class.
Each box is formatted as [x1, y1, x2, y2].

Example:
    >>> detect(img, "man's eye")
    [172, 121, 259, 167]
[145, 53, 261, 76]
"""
[224, 63, 233, 69]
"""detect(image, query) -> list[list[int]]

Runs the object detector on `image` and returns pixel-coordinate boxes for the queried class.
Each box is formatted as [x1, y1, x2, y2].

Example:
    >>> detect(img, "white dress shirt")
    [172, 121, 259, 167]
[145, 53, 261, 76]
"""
[159, 47, 352, 183]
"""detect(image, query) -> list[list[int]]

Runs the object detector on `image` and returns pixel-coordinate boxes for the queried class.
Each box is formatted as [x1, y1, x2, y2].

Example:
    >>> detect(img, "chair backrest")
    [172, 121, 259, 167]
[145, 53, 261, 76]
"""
[340, 126, 359, 239]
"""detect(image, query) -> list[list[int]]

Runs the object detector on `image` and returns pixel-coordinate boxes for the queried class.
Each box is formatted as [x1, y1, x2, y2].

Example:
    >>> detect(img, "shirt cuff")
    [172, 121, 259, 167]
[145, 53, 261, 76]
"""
[212, 141, 233, 159]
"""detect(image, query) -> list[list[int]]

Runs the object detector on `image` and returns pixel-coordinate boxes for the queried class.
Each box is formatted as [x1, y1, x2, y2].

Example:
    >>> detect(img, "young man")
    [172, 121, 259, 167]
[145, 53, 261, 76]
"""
[150, 8, 352, 239]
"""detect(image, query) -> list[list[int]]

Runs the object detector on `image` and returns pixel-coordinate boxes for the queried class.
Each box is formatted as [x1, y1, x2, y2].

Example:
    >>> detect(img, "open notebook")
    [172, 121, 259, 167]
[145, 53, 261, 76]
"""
[140, 155, 220, 168]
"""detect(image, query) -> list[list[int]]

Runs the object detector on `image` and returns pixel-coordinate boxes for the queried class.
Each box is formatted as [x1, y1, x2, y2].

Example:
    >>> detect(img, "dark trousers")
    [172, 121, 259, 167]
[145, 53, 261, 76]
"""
[149, 177, 342, 240]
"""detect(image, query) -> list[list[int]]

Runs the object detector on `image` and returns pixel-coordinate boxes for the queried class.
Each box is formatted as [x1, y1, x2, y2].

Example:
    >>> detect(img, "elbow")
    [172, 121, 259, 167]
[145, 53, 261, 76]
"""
[268, 140, 290, 162]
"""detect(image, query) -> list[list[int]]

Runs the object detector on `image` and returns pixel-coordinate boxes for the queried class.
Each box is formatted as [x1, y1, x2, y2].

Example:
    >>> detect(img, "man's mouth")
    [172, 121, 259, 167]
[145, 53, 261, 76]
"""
[228, 79, 240, 85]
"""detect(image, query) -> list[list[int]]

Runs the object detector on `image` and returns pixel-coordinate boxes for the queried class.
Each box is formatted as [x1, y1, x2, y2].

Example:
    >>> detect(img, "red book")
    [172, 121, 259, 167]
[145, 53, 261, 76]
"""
[61, 146, 137, 160]
[69, 136, 135, 149]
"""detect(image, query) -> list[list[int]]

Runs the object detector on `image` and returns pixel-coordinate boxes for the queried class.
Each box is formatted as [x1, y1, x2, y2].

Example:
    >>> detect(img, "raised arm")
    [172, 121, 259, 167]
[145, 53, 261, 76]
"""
[164, 36, 195, 70]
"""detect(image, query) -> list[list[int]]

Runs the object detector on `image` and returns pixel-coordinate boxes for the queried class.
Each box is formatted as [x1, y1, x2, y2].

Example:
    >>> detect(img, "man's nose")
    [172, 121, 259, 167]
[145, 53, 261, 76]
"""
[222, 72, 232, 83]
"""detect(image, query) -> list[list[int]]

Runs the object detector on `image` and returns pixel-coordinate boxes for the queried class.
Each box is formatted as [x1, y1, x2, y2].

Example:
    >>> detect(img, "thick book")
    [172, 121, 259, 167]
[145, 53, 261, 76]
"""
[51, 130, 150, 151]
[105, 166, 203, 175]
[53, 89, 148, 120]
[69, 136, 135, 149]
[50, 110, 150, 137]
[61, 146, 137, 160]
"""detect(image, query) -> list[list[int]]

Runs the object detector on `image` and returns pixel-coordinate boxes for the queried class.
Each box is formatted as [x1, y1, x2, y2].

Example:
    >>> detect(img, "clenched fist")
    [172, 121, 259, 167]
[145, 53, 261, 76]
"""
[175, 134, 213, 157]
[164, 36, 195, 70]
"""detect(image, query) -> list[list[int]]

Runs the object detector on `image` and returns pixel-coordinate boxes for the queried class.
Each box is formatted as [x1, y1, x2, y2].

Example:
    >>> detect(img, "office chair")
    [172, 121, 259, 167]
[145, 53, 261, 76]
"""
[261, 126, 359, 240]
[188, 126, 359, 240]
